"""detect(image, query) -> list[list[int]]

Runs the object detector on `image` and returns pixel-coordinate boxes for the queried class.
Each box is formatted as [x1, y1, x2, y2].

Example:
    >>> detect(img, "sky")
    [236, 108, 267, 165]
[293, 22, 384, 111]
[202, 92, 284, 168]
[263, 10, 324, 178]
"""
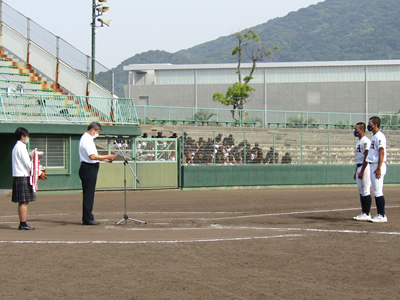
[4, 0, 323, 69]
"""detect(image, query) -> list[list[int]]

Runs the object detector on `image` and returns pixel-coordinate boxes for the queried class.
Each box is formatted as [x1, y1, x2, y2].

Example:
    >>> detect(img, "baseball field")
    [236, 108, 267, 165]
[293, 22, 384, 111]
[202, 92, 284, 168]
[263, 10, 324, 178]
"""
[1, 186, 399, 299]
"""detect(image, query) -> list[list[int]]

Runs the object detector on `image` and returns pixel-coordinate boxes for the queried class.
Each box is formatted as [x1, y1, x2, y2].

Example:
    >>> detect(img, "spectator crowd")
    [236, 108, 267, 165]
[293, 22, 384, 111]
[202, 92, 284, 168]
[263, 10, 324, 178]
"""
[182, 132, 292, 165]
[136, 131, 292, 165]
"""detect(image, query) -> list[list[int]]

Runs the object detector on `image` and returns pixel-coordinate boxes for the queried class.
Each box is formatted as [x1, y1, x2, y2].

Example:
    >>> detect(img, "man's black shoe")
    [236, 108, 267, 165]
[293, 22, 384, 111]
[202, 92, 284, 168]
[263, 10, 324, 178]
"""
[18, 224, 35, 230]
[82, 220, 100, 225]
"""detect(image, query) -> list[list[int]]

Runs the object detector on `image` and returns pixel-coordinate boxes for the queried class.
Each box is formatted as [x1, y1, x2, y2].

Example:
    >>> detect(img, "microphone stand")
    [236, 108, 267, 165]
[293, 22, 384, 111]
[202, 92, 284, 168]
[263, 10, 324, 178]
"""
[114, 140, 146, 225]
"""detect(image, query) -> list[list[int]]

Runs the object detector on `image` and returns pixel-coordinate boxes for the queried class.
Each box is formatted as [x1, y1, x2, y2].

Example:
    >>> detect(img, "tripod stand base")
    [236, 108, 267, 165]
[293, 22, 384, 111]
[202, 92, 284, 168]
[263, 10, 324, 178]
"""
[115, 214, 146, 225]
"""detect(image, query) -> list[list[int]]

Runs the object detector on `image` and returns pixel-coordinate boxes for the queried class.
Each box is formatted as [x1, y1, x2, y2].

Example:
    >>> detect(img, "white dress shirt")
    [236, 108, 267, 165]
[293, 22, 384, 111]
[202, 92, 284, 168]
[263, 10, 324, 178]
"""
[12, 141, 31, 177]
[79, 132, 99, 163]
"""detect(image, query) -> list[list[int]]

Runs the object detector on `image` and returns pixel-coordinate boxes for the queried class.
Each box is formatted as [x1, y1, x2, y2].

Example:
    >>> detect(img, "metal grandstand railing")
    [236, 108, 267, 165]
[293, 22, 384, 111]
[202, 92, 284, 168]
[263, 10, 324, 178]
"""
[0, 92, 139, 125]
[0, 1, 114, 94]
[136, 105, 400, 130]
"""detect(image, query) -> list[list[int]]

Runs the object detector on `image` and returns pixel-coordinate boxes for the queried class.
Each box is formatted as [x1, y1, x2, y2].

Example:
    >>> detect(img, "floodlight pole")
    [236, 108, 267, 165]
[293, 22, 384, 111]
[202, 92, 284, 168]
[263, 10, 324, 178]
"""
[0, 0, 3, 48]
[91, 0, 96, 81]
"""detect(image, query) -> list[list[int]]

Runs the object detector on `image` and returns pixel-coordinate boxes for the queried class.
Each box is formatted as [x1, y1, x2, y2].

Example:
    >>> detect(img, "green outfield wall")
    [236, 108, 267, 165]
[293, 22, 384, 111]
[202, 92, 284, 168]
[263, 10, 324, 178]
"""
[0, 123, 140, 192]
[180, 165, 400, 188]
[96, 162, 179, 190]
[2, 122, 399, 191]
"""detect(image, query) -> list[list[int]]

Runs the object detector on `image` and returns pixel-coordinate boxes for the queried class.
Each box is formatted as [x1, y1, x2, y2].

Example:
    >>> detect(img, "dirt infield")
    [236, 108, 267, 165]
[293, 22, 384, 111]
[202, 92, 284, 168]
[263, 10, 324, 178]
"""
[1, 186, 400, 299]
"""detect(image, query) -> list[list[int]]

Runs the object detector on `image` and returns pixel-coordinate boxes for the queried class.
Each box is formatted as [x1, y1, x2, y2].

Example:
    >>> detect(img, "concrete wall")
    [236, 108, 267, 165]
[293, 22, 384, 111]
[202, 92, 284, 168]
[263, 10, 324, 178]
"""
[181, 164, 400, 188]
[128, 80, 400, 115]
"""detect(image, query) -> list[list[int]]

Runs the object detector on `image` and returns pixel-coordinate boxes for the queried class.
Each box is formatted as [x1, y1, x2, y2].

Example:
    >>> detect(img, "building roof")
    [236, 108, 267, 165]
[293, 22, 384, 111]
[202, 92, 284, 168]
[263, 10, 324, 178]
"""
[123, 60, 400, 72]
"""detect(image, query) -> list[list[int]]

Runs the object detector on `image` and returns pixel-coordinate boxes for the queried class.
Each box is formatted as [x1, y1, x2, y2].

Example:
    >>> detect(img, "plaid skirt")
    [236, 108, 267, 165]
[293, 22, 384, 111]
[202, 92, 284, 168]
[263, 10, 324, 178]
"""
[12, 177, 36, 203]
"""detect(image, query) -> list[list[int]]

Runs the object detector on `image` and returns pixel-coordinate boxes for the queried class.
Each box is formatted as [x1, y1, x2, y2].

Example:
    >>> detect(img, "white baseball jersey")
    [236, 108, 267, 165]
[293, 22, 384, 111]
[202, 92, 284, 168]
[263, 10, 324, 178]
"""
[355, 136, 371, 165]
[366, 131, 387, 163]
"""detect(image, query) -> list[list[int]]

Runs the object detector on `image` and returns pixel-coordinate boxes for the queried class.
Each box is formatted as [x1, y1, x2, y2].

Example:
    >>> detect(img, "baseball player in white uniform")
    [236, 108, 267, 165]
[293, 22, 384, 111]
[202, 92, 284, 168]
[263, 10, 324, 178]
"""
[353, 122, 372, 221]
[366, 116, 388, 223]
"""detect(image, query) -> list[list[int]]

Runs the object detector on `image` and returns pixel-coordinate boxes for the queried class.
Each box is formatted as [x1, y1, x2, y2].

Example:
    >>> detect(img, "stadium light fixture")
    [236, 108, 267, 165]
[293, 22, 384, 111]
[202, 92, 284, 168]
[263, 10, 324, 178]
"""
[98, 18, 111, 27]
[91, 0, 111, 81]
[96, 5, 110, 14]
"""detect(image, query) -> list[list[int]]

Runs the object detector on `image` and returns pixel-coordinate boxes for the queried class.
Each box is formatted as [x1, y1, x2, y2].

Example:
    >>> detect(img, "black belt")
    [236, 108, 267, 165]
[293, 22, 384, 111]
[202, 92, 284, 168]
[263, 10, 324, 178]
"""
[356, 164, 363, 167]
[81, 161, 99, 165]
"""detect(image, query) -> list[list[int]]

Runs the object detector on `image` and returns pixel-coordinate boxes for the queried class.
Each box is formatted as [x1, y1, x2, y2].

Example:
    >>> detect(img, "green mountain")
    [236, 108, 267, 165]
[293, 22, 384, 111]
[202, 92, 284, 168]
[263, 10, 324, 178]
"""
[107, 0, 400, 97]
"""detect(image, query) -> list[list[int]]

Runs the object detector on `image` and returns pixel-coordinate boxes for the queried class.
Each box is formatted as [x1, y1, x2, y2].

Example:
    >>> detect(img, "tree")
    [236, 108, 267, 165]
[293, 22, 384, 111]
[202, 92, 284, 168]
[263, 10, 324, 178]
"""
[212, 29, 279, 124]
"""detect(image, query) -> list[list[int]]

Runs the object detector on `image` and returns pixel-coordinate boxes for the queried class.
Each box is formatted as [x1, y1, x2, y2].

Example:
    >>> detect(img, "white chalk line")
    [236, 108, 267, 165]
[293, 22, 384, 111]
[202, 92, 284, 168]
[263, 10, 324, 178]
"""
[209, 224, 400, 236]
[0, 211, 247, 219]
[2, 223, 399, 245]
[115, 223, 400, 236]
[210, 205, 400, 221]
[1, 205, 399, 220]
[2, 206, 400, 246]
[0, 234, 301, 245]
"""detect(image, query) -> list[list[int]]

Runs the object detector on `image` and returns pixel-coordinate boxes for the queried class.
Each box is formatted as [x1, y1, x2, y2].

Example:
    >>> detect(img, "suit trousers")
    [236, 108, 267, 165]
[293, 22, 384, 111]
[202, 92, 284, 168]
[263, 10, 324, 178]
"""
[79, 162, 99, 222]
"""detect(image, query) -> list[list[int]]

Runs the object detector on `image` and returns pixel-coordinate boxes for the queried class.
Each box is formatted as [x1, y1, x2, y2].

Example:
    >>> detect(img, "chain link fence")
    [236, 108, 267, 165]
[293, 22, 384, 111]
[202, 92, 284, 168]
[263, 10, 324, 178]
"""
[166, 129, 400, 165]
[135, 105, 400, 130]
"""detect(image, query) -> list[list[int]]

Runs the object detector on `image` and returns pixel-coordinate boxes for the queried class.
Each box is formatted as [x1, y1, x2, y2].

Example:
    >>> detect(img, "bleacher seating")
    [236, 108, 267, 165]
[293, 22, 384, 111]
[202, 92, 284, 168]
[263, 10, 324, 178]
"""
[0, 47, 116, 124]
[0, 48, 67, 95]
[0, 92, 113, 124]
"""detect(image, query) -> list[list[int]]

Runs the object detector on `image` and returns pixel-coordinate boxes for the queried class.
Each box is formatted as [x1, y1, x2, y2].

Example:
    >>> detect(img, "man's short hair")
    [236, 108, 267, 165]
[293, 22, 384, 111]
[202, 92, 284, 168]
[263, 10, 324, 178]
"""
[15, 127, 29, 140]
[369, 116, 381, 128]
[87, 122, 102, 131]
[356, 122, 366, 131]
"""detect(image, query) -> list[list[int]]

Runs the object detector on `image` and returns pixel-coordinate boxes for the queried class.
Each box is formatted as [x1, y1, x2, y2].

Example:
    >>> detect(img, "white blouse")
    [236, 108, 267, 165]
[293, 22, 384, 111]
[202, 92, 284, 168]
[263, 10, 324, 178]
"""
[12, 141, 31, 177]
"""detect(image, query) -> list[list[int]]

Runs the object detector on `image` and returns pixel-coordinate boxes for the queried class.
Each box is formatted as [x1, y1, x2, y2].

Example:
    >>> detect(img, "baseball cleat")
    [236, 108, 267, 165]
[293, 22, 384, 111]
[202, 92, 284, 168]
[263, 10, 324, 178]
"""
[353, 213, 372, 221]
[368, 214, 388, 223]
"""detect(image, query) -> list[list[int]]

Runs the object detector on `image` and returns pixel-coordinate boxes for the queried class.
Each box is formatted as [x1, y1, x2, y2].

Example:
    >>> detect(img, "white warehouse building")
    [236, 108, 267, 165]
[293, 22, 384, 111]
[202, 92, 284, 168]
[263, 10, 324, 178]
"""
[123, 60, 400, 116]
